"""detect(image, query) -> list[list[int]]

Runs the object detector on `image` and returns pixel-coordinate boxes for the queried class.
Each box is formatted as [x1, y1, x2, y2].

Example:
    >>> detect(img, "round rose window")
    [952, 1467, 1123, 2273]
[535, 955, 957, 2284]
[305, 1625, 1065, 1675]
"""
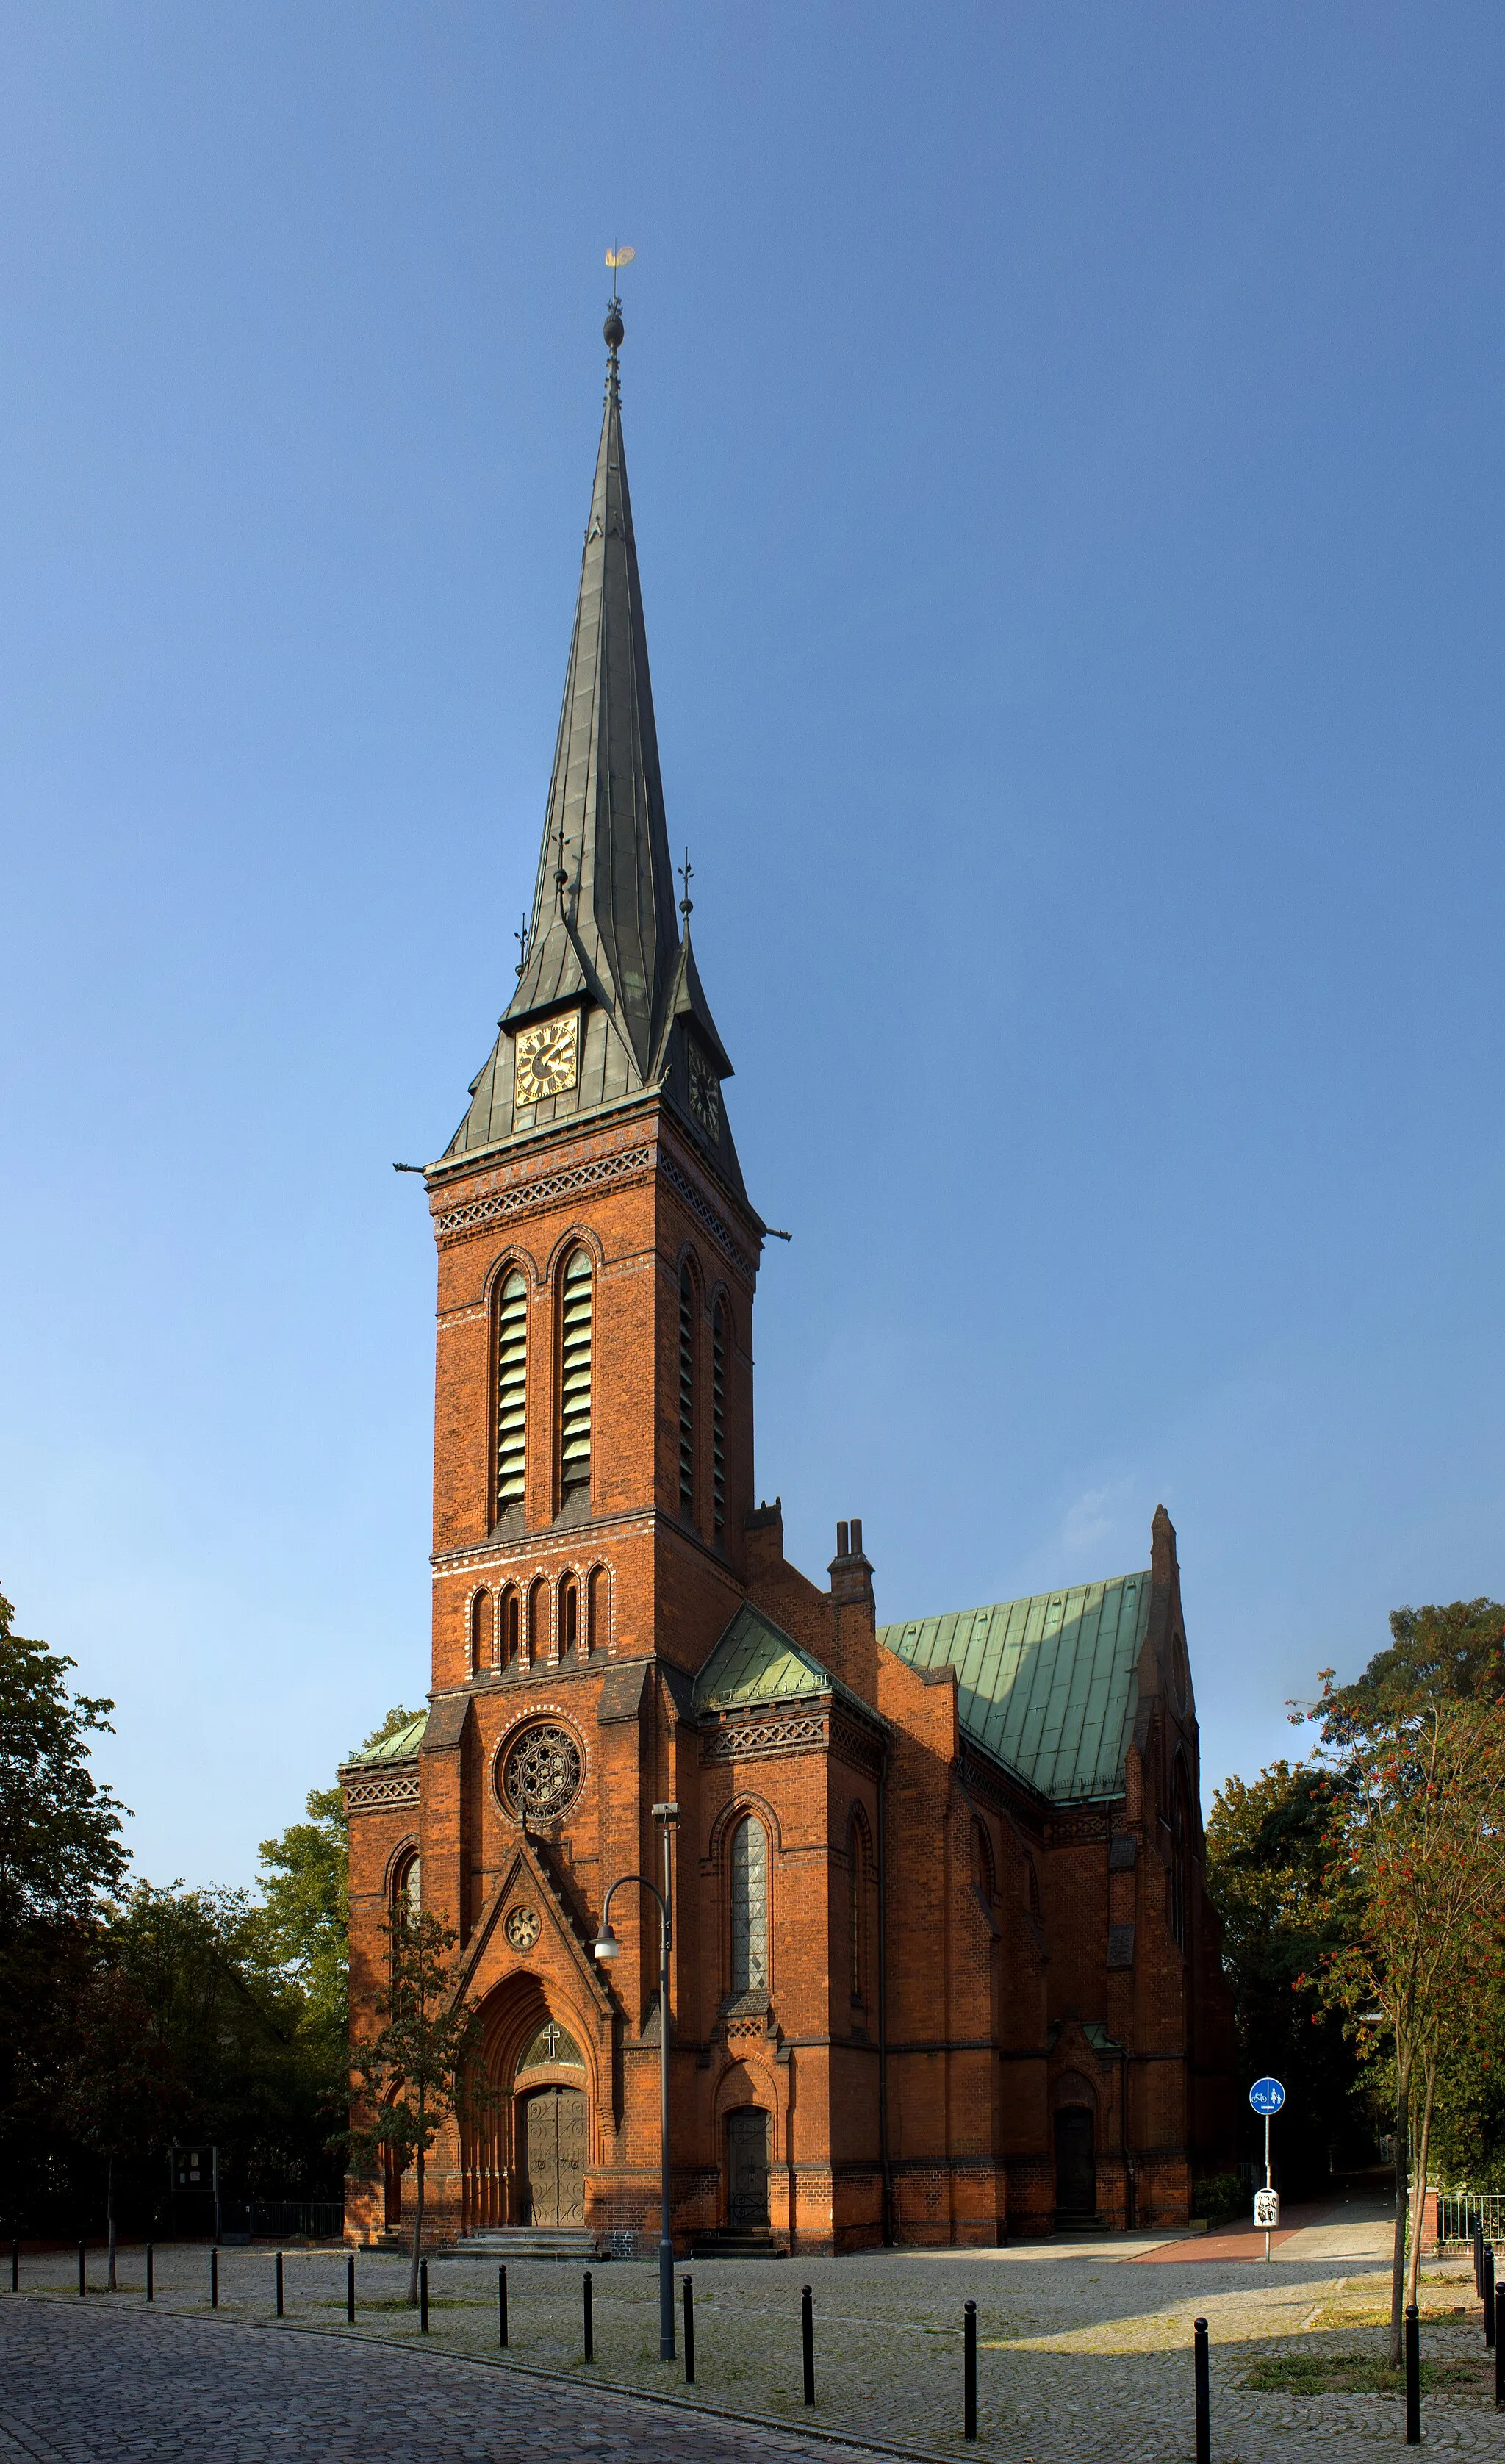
[500, 1722, 583, 1820]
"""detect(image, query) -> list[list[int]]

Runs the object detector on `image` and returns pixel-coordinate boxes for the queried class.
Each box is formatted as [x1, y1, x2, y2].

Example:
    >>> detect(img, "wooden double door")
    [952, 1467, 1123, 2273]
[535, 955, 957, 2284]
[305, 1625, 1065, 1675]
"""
[727, 2108, 770, 2227]
[522, 2086, 587, 2227]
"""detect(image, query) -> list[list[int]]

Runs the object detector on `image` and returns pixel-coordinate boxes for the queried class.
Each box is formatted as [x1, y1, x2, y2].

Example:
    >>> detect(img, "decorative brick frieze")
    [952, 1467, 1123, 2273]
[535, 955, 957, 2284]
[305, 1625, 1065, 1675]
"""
[658, 1152, 759, 1283]
[700, 1709, 827, 1762]
[343, 1767, 421, 1814]
[433, 1145, 655, 1244]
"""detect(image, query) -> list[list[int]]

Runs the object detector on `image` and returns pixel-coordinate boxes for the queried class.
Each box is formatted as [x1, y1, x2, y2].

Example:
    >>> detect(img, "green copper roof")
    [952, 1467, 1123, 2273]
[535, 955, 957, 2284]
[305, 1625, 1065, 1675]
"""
[345, 1714, 428, 1767]
[694, 1603, 839, 1714]
[878, 1571, 1151, 1804]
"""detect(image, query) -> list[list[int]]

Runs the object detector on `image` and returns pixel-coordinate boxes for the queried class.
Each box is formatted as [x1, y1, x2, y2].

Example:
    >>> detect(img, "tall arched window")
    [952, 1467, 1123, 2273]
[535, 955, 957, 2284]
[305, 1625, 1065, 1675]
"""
[501, 1587, 521, 1670]
[495, 1270, 528, 1519]
[470, 1590, 492, 1675]
[587, 1565, 607, 1656]
[1170, 1766, 1190, 1950]
[392, 1850, 420, 1927]
[847, 1809, 871, 2008]
[559, 1249, 593, 1499]
[527, 1576, 548, 1664]
[678, 1262, 696, 1516]
[971, 1817, 996, 1905]
[560, 1572, 580, 1656]
[730, 1816, 769, 1997]
[712, 1300, 728, 1537]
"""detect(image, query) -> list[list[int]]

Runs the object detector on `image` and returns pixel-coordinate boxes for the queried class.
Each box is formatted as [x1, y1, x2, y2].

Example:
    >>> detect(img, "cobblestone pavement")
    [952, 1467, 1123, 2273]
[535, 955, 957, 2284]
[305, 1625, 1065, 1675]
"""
[6, 2205, 1505, 2463]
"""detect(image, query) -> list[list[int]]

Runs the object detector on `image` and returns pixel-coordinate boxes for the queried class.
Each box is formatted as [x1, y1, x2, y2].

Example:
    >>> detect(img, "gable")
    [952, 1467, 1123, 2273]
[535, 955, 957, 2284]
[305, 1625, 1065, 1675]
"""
[878, 1570, 1151, 1804]
[694, 1601, 839, 1714]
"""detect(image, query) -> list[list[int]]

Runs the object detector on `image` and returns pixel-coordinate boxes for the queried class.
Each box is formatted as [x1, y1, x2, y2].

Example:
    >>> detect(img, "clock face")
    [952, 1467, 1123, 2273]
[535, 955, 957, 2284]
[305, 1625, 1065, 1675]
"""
[514, 1012, 580, 1104]
[687, 1040, 720, 1137]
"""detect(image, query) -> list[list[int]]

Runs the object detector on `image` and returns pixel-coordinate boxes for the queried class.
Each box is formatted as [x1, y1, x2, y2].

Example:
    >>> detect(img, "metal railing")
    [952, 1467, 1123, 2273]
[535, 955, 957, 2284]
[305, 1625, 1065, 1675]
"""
[1437, 2194, 1505, 2249]
[242, 2200, 345, 2241]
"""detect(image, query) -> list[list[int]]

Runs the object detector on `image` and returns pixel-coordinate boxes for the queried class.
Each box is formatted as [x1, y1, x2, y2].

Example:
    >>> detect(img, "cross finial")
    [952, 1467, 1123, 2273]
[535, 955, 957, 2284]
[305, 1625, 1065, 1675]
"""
[678, 845, 694, 922]
[603, 245, 633, 403]
[514, 914, 530, 979]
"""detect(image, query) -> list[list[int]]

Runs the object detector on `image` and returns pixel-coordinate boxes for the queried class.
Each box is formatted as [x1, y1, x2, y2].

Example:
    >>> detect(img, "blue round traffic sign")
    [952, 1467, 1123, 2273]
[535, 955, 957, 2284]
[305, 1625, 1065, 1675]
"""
[1249, 2076, 1285, 2116]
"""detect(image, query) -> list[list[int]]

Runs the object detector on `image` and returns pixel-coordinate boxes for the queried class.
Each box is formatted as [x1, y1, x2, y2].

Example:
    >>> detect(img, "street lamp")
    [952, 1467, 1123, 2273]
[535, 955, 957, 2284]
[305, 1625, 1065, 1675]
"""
[594, 1800, 678, 2361]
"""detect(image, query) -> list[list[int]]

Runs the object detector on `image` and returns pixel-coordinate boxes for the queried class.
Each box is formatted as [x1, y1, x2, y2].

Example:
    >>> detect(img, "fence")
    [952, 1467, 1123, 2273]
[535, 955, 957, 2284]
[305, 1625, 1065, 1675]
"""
[1435, 2194, 1505, 2251]
[239, 2201, 345, 2241]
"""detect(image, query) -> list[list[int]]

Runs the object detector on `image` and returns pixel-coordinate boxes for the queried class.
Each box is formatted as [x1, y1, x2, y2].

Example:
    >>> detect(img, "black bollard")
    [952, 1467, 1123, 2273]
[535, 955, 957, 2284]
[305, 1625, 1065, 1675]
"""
[1404, 2301, 1420, 2444]
[275, 2249, 284, 2317]
[346, 2252, 356, 2324]
[10, 2239, 18, 2294]
[963, 2299, 977, 2441]
[1193, 2316, 1210, 2464]
[802, 2282, 815, 2406]
[146, 2244, 154, 2304]
[1487, 2245, 1497, 2349]
[583, 2269, 594, 2362]
[420, 2257, 428, 2335]
[683, 2274, 695, 2385]
[211, 2247, 219, 2309]
[1495, 2284, 1505, 2409]
[78, 2241, 86, 2299]
[498, 2263, 508, 2349]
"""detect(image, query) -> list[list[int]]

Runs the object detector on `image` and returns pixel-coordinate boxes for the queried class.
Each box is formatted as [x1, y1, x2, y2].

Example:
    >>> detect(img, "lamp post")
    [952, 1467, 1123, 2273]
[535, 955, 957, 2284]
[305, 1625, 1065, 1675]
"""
[594, 1800, 678, 2362]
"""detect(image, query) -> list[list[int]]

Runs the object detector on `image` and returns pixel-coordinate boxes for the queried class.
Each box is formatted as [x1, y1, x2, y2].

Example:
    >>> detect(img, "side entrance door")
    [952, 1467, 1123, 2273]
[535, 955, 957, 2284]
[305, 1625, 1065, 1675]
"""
[727, 2108, 770, 2227]
[1054, 2106, 1096, 2219]
[523, 2087, 587, 2227]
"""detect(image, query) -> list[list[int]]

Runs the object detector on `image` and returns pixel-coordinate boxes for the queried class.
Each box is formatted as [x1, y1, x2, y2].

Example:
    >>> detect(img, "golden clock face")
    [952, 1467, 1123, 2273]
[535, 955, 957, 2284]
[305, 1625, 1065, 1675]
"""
[688, 1041, 720, 1135]
[514, 1012, 579, 1103]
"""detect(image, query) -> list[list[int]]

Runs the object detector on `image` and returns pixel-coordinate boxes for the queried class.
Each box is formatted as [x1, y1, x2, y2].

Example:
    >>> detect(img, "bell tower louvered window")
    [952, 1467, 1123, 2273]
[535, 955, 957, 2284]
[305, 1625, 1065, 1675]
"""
[730, 1816, 769, 1996]
[559, 1248, 593, 1498]
[712, 1301, 728, 1536]
[679, 1263, 695, 1516]
[495, 1271, 528, 1517]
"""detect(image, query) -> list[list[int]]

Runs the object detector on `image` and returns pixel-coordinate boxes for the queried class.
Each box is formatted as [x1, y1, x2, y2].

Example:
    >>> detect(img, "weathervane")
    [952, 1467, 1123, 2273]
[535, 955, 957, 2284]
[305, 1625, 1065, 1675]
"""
[603, 245, 634, 396]
[678, 845, 694, 922]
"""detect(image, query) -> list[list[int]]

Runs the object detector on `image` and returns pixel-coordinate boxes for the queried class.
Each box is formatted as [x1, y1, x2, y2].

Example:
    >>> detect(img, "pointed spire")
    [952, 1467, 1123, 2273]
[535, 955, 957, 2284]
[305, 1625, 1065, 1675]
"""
[505, 293, 678, 1080]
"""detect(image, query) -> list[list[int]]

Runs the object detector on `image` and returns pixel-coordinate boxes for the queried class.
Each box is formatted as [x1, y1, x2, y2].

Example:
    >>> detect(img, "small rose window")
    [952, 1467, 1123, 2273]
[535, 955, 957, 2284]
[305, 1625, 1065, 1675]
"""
[500, 1722, 583, 1820]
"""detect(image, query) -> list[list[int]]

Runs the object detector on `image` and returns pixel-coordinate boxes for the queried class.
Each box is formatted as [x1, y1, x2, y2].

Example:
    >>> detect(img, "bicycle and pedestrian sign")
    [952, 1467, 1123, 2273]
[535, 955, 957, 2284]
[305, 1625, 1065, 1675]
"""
[1249, 2077, 1285, 2116]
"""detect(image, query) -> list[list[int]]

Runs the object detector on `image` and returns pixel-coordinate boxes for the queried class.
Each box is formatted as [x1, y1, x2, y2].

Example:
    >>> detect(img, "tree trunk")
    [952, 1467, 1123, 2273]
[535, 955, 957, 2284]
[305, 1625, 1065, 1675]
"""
[1405, 2052, 1437, 2315]
[407, 2144, 425, 2307]
[107, 2158, 117, 2292]
[1389, 2063, 1411, 2366]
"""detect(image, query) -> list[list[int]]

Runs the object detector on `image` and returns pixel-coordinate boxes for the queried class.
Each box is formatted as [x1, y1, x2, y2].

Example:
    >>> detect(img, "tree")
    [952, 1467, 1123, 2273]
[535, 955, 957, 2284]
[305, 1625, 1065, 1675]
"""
[1307, 1689, 1505, 2358]
[1205, 1760, 1365, 2189]
[254, 1784, 349, 2050]
[1319, 1598, 1505, 1732]
[0, 1586, 129, 1942]
[347, 1908, 482, 2303]
[54, 1953, 183, 2284]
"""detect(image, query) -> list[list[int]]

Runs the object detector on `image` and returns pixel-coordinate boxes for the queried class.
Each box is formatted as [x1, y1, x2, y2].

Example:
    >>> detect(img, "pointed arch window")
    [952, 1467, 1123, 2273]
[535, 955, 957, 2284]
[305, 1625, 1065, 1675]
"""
[501, 1587, 521, 1670]
[1170, 1766, 1190, 1951]
[587, 1565, 607, 1656]
[712, 1300, 728, 1536]
[495, 1270, 528, 1517]
[847, 1809, 871, 2009]
[560, 1573, 580, 1657]
[559, 1249, 593, 1499]
[470, 1590, 492, 1676]
[679, 1262, 696, 1516]
[730, 1816, 769, 1997]
[527, 1576, 548, 1665]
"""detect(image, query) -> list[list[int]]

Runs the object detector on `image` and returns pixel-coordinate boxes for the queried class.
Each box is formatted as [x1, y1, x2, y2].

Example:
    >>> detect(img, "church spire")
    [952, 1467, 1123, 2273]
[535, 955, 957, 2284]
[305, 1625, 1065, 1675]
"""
[442, 294, 744, 1196]
[504, 291, 678, 1078]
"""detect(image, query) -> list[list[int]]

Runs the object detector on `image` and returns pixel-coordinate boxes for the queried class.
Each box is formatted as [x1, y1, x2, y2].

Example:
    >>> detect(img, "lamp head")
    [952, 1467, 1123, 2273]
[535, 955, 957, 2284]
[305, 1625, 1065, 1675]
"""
[592, 1922, 620, 1964]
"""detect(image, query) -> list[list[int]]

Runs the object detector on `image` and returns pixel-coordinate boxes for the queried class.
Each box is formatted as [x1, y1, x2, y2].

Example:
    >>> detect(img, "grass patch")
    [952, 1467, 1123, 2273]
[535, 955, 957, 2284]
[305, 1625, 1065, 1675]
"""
[1238, 2349, 1481, 2396]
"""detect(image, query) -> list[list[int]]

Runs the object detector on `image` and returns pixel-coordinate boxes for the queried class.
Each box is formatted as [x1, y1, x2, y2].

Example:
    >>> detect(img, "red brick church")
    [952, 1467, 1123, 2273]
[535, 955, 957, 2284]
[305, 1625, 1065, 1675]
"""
[342, 296, 1235, 2254]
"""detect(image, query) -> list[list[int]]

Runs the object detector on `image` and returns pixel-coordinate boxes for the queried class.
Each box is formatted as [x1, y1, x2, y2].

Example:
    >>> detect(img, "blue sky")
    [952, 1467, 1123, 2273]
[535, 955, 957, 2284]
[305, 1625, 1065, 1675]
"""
[1, 3, 1502, 1888]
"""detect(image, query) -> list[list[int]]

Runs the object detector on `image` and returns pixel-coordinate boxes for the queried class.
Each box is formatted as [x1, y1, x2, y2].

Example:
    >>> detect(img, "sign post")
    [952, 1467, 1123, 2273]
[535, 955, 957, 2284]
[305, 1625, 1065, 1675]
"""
[1249, 2080, 1285, 2259]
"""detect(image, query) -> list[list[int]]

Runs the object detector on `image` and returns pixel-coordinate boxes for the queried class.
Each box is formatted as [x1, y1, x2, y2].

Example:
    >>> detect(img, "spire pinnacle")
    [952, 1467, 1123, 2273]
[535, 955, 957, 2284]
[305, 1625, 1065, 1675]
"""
[678, 846, 694, 922]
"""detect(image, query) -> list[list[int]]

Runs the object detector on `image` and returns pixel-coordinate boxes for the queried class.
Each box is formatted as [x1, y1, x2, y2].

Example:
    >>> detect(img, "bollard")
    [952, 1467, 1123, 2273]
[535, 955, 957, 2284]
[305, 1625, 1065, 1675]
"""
[963, 2299, 977, 2441]
[802, 2282, 816, 2406]
[275, 2249, 284, 2317]
[683, 2274, 695, 2385]
[211, 2247, 219, 2309]
[420, 2257, 428, 2335]
[1477, 2220, 1484, 2294]
[108, 2220, 117, 2294]
[498, 2263, 508, 2349]
[1495, 2284, 1505, 2409]
[146, 2244, 154, 2304]
[1193, 2316, 1210, 2464]
[10, 2239, 18, 2294]
[347, 2253, 356, 2324]
[583, 2269, 594, 2362]
[1404, 2301, 1420, 2443]
[78, 2241, 86, 2298]
[1487, 2245, 1497, 2349]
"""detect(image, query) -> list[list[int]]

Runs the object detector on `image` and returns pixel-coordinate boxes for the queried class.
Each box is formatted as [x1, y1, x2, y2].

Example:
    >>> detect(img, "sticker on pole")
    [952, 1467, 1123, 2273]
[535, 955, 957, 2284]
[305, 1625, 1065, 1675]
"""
[1254, 2188, 1280, 2228]
[1249, 2077, 1285, 2115]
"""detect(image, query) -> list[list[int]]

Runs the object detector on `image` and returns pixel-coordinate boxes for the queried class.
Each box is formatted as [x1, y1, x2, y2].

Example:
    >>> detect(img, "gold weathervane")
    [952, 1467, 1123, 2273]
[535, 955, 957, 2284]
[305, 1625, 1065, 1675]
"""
[606, 245, 636, 273]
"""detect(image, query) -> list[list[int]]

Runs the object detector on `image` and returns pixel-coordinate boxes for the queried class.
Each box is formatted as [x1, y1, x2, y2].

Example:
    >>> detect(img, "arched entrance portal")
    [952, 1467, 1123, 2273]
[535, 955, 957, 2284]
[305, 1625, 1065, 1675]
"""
[460, 1987, 591, 2235]
[726, 2107, 770, 2228]
[1054, 2106, 1096, 2220]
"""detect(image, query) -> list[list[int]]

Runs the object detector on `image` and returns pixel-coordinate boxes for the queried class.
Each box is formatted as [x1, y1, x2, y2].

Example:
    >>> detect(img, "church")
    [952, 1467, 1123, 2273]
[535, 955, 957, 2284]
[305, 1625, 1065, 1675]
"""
[342, 295, 1235, 2255]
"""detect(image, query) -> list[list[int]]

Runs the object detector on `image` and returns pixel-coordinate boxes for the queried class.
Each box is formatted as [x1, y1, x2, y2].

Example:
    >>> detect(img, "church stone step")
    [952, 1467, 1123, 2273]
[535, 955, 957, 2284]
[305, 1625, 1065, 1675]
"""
[689, 2228, 789, 2259]
[449, 2227, 597, 2260]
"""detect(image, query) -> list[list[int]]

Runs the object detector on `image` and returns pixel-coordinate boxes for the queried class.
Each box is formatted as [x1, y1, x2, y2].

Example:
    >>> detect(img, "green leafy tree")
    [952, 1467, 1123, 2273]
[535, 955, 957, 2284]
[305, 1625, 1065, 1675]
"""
[0, 1585, 129, 1941]
[348, 1908, 482, 2303]
[1318, 1599, 1505, 1733]
[254, 1785, 349, 2047]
